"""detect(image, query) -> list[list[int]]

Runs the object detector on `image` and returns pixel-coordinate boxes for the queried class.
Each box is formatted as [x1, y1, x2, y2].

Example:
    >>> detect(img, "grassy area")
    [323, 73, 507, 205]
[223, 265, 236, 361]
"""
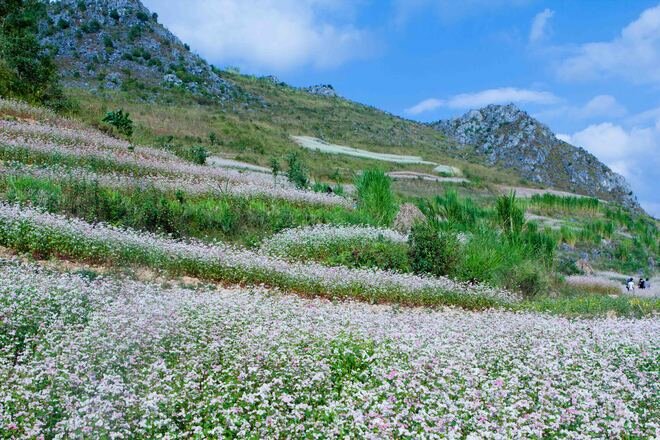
[0, 173, 367, 246]
[64, 83, 524, 187]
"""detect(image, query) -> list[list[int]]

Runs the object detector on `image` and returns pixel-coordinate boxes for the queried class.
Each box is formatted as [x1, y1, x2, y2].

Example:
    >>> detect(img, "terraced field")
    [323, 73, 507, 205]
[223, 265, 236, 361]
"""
[0, 99, 658, 438]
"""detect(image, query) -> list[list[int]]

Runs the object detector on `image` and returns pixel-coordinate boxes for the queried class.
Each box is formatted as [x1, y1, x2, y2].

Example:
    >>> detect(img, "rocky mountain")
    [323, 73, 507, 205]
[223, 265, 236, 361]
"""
[432, 104, 639, 209]
[40, 0, 245, 101]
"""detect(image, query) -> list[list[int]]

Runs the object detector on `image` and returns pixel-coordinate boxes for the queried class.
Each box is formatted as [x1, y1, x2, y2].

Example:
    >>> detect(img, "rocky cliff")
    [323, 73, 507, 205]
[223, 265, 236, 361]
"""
[40, 0, 244, 101]
[432, 104, 639, 209]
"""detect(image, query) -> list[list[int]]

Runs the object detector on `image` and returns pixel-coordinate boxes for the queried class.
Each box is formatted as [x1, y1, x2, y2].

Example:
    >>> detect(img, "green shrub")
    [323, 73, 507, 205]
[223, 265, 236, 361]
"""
[0, 0, 69, 109]
[81, 19, 102, 33]
[109, 9, 120, 20]
[189, 146, 208, 165]
[136, 11, 150, 22]
[505, 261, 550, 298]
[102, 109, 134, 138]
[56, 18, 69, 29]
[355, 169, 397, 226]
[408, 223, 460, 277]
[286, 152, 309, 189]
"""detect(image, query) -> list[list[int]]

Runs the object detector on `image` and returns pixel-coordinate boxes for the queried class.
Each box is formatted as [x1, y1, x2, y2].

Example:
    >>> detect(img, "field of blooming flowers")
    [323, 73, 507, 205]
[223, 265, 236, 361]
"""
[0, 117, 351, 208]
[1, 257, 658, 438]
[260, 225, 411, 270]
[0, 203, 514, 307]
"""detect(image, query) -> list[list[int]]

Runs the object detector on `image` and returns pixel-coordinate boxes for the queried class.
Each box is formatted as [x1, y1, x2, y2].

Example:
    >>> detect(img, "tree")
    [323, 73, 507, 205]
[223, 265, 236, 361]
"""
[102, 109, 134, 138]
[0, 0, 67, 108]
[270, 158, 280, 182]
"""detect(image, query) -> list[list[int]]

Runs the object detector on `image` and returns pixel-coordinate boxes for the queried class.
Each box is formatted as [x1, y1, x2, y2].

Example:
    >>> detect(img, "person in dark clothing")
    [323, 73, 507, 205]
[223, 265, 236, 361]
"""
[638, 278, 646, 289]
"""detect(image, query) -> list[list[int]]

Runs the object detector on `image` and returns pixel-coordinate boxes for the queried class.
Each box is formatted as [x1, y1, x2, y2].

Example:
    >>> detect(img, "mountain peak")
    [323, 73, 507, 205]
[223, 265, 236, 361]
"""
[40, 0, 242, 101]
[431, 105, 640, 210]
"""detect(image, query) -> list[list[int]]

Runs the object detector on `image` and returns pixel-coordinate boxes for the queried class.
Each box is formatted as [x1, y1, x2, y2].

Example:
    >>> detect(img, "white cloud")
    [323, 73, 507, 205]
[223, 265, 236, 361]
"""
[529, 9, 554, 43]
[560, 120, 660, 216]
[142, 0, 375, 72]
[534, 95, 627, 123]
[447, 87, 558, 109]
[557, 4, 660, 84]
[406, 87, 558, 115]
[579, 95, 627, 119]
[405, 98, 445, 115]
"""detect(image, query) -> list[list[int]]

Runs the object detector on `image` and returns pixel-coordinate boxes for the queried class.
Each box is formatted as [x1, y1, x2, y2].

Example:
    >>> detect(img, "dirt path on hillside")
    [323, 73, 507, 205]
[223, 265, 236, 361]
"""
[387, 171, 469, 184]
[497, 185, 596, 199]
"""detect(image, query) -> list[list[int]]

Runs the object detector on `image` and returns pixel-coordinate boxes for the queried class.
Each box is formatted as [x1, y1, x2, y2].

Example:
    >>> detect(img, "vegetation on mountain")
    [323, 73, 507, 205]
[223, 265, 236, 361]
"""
[0, 0, 68, 109]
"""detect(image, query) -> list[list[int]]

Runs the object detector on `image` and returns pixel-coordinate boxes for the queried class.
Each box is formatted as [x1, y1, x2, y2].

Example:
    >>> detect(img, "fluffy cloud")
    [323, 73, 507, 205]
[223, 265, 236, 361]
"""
[537, 95, 627, 122]
[406, 87, 558, 114]
[579, 95, 627, 119]
[557, 4, 660, 84]
[559, 120, 660, 216]
[405, 98, 445, 115]
[448, 88, 559, 108]
[529, 9, 554, 43]
[141, 0, 374, 72]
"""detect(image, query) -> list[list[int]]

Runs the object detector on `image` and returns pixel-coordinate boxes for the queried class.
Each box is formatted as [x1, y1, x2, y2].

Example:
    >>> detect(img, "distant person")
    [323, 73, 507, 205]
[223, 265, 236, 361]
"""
[646, 278, 651, 289]
[638, 278, 646, 289]
[627, 278, 635, 292]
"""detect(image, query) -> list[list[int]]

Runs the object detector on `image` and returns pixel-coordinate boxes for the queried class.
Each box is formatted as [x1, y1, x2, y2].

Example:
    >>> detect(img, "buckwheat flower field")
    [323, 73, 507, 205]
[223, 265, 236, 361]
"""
[0, 119, 351, 207]
[261, 224, 408, 256]
[0, 162, 353, 208]
[0, 258, 657, 438]
[0, 203, 514, 305]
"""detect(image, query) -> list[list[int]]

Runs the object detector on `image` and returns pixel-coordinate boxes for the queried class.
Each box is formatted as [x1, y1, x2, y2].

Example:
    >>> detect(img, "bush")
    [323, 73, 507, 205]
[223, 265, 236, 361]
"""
[136, 11, 150, 22]
[56, 18, 69, 29]
[506, 261, 550, 298]
[189, 146, 208, 165]
[408, 223, 460, 277]
[81, 19, 102, 33]
[355, 169, 397, 226]
[109, 9, 120, 20]
[286, 152, 309, 189]
[102, 109, 134, 138]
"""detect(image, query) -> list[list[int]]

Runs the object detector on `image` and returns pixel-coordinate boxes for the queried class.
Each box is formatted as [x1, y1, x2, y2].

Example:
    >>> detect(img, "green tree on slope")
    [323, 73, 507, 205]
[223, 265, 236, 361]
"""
[0, 0, 67, 108]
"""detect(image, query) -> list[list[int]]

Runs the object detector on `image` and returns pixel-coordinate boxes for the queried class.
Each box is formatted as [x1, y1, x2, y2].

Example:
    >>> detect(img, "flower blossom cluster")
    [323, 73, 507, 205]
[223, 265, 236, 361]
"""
[0, 258, 658, 438]
[261, 224, 408, 257]
[0, 161, 354, 208]
[0, 203, 516, 303]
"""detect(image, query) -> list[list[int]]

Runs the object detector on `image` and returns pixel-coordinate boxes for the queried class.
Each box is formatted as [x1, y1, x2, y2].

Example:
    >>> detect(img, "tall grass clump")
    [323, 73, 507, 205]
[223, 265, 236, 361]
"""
[424, 189, 483, 230]
[496, 191, 525, 239]
[409, 190, 556, 298]
[529, 194, 600, 215]
[355, 169, 397, 226]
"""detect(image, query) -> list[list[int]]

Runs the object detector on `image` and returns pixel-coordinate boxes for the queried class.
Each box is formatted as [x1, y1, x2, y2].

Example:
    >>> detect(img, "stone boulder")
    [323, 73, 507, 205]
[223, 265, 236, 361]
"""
[393, 203, 426, 233]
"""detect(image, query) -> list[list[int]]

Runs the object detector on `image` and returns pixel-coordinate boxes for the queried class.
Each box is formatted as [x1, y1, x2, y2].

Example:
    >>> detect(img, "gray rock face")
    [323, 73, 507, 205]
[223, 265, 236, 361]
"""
[432, 104, 640, 210]
[40, 0, 241, 101]
[302, 84, 337, 98]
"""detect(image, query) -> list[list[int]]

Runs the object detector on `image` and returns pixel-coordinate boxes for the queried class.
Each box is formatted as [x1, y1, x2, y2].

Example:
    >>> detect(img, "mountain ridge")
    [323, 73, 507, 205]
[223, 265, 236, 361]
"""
[431, 104, 640, 210]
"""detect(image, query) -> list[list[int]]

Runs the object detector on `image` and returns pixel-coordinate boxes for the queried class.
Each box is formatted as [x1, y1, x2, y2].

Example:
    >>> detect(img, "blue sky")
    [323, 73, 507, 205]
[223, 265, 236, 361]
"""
[144, 0, 660, 216]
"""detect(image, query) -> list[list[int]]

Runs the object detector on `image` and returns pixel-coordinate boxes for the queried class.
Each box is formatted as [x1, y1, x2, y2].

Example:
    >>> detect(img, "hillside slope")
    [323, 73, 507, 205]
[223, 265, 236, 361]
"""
[431, 104, 639, 209]
[40, 0, 640, 206]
